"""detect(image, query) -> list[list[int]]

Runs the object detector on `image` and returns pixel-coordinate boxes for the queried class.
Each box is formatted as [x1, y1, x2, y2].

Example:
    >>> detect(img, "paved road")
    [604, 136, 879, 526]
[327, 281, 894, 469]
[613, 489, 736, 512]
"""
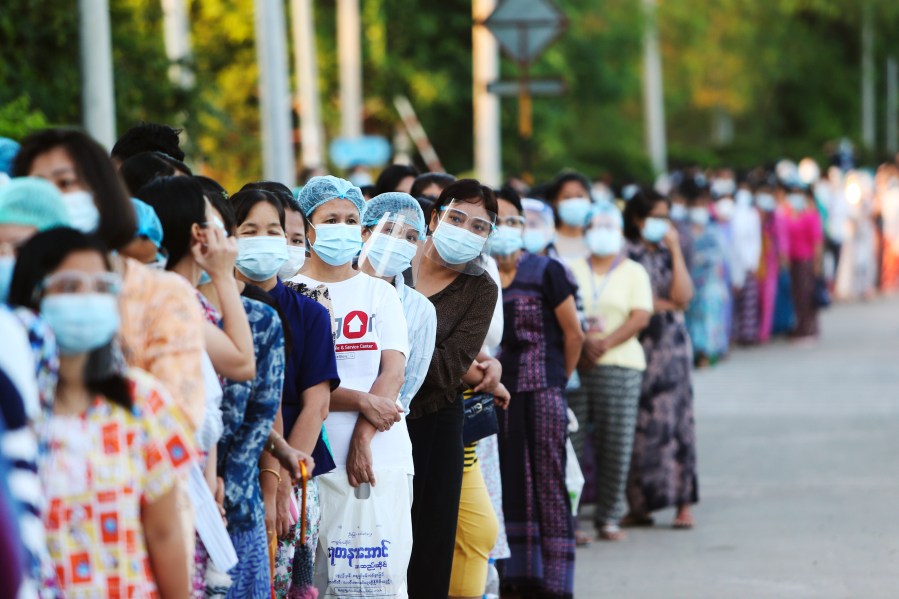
[573, 296, 899, 598]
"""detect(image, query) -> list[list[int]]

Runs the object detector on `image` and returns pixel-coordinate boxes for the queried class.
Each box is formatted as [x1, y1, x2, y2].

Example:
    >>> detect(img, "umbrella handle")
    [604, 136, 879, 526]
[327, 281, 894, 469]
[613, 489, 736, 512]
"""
[299, 461, 308, 542]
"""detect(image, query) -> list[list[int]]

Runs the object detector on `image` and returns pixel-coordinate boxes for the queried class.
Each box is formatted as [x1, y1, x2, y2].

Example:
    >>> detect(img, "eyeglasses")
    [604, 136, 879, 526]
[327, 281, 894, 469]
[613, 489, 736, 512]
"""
[496, 215, 526, 229]
[39, 271, 122, 296]
[439, 207, 495, 238]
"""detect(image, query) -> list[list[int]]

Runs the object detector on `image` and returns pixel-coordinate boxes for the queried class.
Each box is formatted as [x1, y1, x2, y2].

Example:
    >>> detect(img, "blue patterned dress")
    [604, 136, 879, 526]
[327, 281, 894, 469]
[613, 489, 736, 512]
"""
[217, 297, 285, 598]
[685, 224, 732, 360]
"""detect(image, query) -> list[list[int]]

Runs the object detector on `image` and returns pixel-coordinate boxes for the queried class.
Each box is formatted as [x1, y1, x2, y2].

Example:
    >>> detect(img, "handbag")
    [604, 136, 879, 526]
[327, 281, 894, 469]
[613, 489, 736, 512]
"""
[462, 392, 499, 445]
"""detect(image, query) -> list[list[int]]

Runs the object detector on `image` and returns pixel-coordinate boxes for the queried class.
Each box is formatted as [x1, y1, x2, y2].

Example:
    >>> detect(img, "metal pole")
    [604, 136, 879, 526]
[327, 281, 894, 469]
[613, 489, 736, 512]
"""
[337, 0, 363, 139]
[161, 0, 194, 88]
[473, 0, 502, 186]
[291, 0, 324, 168]
[886, 57, 898, 155]
[517, 25, 533, 184]
[79, 0, 116, 148]
[254, 0, 297, 185]
[861, 2, 876, 151]
[642, 0, 667, 175]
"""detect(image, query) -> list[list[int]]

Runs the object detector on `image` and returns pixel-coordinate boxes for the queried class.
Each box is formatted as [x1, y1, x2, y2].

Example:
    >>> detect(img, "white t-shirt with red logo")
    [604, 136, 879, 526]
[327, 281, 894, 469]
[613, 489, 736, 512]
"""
[290, 272, 412, 473]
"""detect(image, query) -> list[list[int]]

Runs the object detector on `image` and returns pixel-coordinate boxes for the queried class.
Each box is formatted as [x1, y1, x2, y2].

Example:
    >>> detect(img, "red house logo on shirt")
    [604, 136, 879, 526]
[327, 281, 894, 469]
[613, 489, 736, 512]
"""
[342, 311, 368, 340]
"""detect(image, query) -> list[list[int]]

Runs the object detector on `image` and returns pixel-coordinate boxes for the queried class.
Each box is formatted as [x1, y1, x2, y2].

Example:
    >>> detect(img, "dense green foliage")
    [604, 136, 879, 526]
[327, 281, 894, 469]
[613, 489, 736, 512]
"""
[2, 0, 899, 188]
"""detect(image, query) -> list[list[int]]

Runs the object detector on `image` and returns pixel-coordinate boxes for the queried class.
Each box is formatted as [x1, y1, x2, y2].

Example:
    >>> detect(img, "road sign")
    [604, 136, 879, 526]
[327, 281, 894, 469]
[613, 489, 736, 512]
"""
[487, 79, 566, 97]
[329, 136, 391, 169]
[484, 0, 566, 65]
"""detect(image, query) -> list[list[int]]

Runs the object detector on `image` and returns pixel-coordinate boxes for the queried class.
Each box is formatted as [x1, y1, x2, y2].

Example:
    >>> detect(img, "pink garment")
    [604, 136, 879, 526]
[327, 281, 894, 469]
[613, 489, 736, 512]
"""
[758, 211, 790, 343]
[786, 210, 823, 260]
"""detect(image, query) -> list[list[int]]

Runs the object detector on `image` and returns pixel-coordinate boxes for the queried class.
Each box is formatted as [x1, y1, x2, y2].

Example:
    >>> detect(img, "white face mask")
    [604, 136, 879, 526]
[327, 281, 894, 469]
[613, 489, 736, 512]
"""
[277, 245, 307, 280]
[61, 191, 100, 233]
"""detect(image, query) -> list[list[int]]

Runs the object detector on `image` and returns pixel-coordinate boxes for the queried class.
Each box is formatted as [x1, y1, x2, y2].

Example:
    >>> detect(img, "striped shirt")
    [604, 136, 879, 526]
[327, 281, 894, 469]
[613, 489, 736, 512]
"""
[395, 277, 437, 413]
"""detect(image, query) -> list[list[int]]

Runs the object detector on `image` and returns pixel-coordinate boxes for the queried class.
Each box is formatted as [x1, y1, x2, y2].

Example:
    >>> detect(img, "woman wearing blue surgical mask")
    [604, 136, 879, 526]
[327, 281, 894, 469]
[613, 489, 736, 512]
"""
[622, 189, 698, 530]
[684, 191, 732, 366]
[547, 171, 593, 260]
[406, 179, 499, 598]
[10, 227, 195, 597]
[289, 176, 414, 595]
[228, 188, 337, 598]
[566, 203, 652, 543]
[487, 186, 583, 597]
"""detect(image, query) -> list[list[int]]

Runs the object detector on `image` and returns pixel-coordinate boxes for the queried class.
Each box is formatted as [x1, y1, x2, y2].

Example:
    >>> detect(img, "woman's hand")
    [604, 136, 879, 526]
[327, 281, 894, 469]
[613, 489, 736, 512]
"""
[275, 478, 294, 539]
[493, 382, 511, 410]
[662, 223, 680, 251]
[215, 476, 227, 526]
[582, 337, 608, 363]
[269, 435, 315, 483]
[473, 357, 502, 393]
[360, 393, 402, 432]
[193, 224, 238, 281]
[346, 434, 376, 488]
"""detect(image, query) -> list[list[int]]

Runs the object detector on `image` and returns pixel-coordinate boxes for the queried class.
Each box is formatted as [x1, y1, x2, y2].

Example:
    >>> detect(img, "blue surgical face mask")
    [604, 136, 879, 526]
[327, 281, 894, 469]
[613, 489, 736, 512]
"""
[669, 203, 688, 221]
[522, 229, 552, 254]
[236, 236, 289, 281]
[0, 256, 14, 303]
[198, 270, 212, 286]
[585, 228, 622, 256]
[689, 207, 710, 226]
[277, 246, 307, 280]
[311, 223, 362, 266]
[364, 232, 419, 277]
[557, 198, 591, 227]
[788, 193, 807, 212]
[431, 222, 488, 264]
[641, 217, 669, 243]
[756, 193, 776, 212]
[40, 293, 120, 355]
[488, 226, 523, 257]
[61, 191, 100, 233]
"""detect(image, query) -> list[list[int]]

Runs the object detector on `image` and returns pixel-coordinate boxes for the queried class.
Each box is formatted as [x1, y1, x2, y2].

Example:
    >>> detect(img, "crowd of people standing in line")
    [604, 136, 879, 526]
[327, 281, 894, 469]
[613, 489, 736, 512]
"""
[0, 121, 888, 599]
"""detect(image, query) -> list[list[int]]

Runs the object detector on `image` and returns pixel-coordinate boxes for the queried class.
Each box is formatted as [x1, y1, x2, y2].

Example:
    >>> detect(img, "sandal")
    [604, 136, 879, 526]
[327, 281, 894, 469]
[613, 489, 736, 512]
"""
[620, 513, 654, 528]
[598, 524, 626, 541]
[575, 529, 594, 546]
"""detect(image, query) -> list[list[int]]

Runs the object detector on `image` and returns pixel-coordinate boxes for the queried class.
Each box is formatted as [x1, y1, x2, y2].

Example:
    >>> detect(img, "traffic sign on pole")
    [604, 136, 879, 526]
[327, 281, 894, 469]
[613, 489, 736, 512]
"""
[487, 79, 565, 97]
[484, 0, 566, 66]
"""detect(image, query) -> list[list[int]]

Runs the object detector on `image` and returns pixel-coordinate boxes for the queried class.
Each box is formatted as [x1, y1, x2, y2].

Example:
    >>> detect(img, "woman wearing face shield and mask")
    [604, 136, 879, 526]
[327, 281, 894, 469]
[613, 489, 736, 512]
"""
[485, 186, 583, 597]
[622, 189, 698, 530]
[10, 228, 196, 598]
[405, 179, 499, 598]
[359, 192, 437, 413]
[566, 202, 652, 543]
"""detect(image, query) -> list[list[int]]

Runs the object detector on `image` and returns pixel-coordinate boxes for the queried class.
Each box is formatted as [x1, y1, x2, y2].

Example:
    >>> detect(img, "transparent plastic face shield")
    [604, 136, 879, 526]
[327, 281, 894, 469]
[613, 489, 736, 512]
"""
[358, 211, 424, 279]
[521, 198, 556, 254]
[423, 199, 497, 275]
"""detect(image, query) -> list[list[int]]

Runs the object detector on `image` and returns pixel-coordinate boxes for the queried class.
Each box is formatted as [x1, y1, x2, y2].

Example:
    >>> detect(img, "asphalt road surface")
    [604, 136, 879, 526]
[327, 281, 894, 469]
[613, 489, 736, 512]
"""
[572, 296, 899, 598]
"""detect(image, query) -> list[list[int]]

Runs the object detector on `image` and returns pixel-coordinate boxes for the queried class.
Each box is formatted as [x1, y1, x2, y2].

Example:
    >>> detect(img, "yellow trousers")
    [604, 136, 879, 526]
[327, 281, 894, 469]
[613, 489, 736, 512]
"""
[449, 462, 499, 597]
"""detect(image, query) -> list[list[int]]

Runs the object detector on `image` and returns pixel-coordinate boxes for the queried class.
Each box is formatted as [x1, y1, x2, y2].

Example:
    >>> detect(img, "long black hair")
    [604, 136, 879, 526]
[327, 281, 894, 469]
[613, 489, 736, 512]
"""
[9, 227, 132, 409]
[12, 129, 137, 251]
[120, 151, 192, 195]
[135, 176, 208, 270]
[622, 188, 668, 242]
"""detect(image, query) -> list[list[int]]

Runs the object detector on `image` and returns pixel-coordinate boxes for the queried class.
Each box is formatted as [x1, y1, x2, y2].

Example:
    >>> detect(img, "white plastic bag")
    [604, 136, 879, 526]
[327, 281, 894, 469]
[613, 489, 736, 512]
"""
[565, 438, 584, 514]
[315, 468, 413, 597]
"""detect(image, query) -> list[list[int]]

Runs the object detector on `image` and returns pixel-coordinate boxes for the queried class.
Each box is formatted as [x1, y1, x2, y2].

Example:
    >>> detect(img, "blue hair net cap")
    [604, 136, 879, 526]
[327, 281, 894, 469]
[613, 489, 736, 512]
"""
[0, 138, 20, 175]
[588, 200, 624, 228]
[362, 192, 425, 237]
[131, 198, 163, 248]
[297, 175, 365, 217]
[0, 177, 69, 231]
